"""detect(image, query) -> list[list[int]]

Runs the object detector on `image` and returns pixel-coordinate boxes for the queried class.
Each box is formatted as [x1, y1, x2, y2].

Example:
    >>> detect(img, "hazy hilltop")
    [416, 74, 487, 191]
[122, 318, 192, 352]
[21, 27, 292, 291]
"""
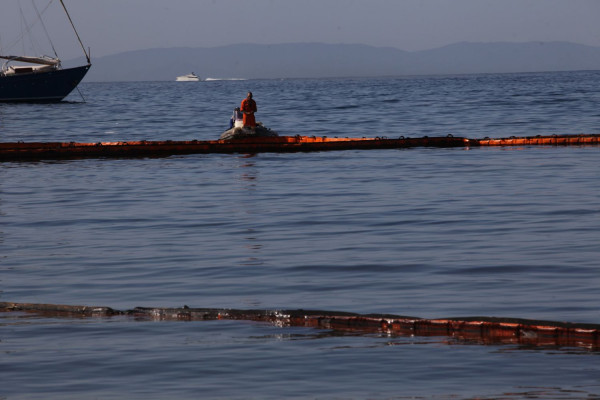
[79, 42, 600, 82]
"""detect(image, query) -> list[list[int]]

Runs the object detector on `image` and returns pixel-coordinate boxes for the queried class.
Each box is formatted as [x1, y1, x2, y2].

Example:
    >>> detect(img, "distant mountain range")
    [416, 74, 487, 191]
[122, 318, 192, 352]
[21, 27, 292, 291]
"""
[77, 42, 600, 82]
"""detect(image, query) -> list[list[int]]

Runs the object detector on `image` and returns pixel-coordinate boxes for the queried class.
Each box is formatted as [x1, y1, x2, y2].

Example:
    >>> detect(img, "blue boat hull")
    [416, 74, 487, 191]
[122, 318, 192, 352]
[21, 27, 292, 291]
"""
[0, 64, 91, 102]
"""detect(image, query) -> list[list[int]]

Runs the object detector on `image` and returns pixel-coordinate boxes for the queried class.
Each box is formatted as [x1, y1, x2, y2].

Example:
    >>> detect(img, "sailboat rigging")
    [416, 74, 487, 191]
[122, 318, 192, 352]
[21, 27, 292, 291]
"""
[0, 0, 91, 102]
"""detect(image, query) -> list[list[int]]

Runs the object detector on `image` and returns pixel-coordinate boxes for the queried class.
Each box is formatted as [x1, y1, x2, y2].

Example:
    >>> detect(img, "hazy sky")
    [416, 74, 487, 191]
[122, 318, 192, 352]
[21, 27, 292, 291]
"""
[1, 0, 599, 59]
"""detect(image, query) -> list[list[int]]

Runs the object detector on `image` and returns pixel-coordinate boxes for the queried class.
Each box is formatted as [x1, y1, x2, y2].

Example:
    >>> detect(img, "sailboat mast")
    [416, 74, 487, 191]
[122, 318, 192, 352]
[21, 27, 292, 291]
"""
[58, 0, 90, 64]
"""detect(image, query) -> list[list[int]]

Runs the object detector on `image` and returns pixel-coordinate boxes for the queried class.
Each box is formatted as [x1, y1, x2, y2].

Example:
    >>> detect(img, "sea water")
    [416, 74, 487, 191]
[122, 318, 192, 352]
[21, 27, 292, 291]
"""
[1, 71, 600, 399]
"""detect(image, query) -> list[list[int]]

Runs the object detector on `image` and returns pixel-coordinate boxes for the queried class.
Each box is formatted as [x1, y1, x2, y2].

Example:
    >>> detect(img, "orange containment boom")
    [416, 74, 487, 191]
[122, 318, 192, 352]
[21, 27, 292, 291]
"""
[2, 302, 599, 349]
[0, 134, 598, 161]
[477, 134, 600, 146]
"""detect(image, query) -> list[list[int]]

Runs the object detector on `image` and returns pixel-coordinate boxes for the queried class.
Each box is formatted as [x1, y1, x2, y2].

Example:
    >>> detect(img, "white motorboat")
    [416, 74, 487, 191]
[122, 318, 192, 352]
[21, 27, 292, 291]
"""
[176, 72, 201, 82]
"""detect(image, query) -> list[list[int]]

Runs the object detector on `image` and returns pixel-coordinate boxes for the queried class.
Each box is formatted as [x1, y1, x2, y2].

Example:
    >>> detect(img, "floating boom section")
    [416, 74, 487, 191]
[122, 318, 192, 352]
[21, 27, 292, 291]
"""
[1, 302, 598, 349]
[0, 134, 599, 161]
[478, 134, 600, 146]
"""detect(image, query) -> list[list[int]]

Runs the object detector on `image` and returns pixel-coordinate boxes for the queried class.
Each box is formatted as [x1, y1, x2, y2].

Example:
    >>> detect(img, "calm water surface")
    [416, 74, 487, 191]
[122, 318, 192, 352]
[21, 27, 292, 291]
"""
[1, 72, 600, 399]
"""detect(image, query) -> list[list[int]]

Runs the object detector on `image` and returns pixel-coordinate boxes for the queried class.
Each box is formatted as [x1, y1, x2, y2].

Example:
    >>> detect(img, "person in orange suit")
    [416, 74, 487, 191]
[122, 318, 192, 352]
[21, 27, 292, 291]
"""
[240, 91, 257, 130]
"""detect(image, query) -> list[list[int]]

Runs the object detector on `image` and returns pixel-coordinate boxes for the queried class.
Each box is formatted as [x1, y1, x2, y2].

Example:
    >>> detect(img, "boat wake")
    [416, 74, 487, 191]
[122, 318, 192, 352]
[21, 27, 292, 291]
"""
[204, 77, 246, 81]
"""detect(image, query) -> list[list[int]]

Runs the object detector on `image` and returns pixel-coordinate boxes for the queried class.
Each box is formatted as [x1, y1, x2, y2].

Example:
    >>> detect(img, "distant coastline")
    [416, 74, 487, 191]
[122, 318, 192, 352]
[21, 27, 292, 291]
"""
[75, 41, 600, 82]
